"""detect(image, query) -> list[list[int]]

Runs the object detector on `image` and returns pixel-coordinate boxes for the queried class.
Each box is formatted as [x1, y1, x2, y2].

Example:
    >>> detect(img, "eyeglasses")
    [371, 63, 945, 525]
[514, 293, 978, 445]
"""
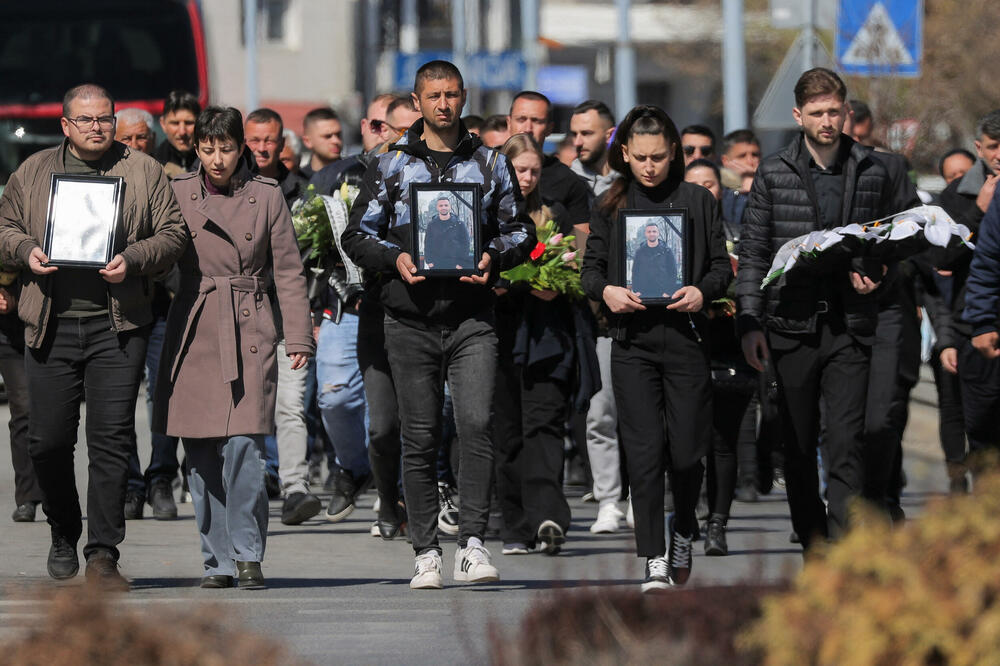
[683, 144, 713, 157]
[67, 115, 116, 130]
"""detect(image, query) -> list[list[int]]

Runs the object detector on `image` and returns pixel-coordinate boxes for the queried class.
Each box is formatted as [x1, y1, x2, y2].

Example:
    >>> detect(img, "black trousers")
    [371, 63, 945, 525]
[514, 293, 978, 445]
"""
[958, 338, 1000, 457]
[612, 319, 710, 557]
[0, 343, 42, 506]
[494, 357, 572, 545]
[863, 304, 920, 513]
[26, 316, 148, 561]
[930, 351, 966, 464]
[770, 320, 869, 550]
[357, 302, 402, 523]
[707, 385, 755, 520]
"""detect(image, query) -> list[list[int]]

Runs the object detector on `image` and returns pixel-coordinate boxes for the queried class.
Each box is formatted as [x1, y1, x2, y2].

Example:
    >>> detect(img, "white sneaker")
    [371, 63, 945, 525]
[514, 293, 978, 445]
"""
[410, 551, 443, 589]
[370, 520, 380, 537]
[372, 496, 381, 513]
[590, 502, 624, 533]
[454, 542, 500, 583]
[626, 497, 635, 529]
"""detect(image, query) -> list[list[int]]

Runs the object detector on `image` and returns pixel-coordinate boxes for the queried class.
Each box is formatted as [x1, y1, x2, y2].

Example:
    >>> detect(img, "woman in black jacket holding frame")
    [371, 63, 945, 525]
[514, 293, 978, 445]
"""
[581, 106, 731, 592]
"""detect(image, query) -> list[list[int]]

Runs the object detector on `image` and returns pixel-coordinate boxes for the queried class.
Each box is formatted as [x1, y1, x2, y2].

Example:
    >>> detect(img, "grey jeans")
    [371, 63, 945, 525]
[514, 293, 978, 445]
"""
[275, 339, 311, 495]
[184, 435, 269, 576]
[383, 314, 497, 553]
[586, 336, 622, 504]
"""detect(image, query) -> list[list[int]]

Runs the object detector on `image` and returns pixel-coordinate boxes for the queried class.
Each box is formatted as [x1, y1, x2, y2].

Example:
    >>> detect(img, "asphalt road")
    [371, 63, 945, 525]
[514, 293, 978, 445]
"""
[0, 372, 950, 664]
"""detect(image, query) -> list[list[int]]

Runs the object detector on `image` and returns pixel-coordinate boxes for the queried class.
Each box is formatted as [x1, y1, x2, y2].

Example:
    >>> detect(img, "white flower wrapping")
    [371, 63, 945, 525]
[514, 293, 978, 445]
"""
[761, 205, 974, 289]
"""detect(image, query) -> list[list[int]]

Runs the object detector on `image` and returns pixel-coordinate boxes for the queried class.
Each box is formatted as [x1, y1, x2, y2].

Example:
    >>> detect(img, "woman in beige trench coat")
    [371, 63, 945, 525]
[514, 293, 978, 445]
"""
[152, 107, 314, 589]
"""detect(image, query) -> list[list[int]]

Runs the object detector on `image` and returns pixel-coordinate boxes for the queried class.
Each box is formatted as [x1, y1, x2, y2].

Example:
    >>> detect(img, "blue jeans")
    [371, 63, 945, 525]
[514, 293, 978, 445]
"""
[128, 315, 180, 495]
[316, 314, 369, 478]
[383, 314, 497, 553]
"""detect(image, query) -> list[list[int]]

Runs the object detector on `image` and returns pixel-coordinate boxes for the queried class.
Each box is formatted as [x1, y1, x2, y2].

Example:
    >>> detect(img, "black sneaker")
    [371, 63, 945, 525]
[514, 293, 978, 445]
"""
[641, 556, 671, 593]
[281, 492, 322, 525]
[47, 533, 79, 580]
[148, 479, 178, 520]
[85, 552, 129, 592]
[536, 520, 566, 555]
[734, 481, 759, 503]
[668, 529, 693, 585]
[11, 501, 38, 522]
[265, 474, 281, 500]
[124, 492, 145, 520]
[704, 518, 728, 556]
[437, 482, 459, 536]
[325, 469, 359, 522]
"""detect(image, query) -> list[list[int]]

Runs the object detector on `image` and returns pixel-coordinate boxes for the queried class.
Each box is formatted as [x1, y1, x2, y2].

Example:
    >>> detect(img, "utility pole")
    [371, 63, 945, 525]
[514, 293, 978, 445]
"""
[722, 0, 748, 132]
[452, 0, 468, 78]
[614, 0, 636, 118]
[804, 0, 815, 71]
[521, 0, 539, 91]
[400, 0, 418, 54]
[243, 0, 258, 112]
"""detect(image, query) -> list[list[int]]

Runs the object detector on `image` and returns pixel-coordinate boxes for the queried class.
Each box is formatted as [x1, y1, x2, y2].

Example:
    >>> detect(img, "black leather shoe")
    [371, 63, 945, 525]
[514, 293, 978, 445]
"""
[11, 501, 38, 522]
[47, 533, 79, 580]
[704, 518, 728, 556]
[325, 469, 359, 522]
[200, 575, 234, 589]
[236, 561, 266, 589]
[148, 479, 178, 520]
[281, 492, 322, 525]
[85, 552, 129, 591]
[379, 501, 408, 540]
[124, 492, 145, 520]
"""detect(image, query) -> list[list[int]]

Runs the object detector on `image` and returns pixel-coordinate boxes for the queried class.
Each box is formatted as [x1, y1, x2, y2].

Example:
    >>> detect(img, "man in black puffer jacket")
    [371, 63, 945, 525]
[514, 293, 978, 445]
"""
[736, 68, 895, 552]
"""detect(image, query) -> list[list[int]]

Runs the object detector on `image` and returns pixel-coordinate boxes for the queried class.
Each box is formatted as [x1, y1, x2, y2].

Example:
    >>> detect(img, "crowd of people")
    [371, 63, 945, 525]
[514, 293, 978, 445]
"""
[1, 59, 999, 595]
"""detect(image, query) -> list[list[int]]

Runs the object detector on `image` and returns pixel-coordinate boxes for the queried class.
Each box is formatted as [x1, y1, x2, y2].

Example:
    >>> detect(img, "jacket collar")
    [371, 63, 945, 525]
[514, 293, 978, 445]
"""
[393, 118, 483, 164]
[55, 138, 128, 174]
[780, 133, 870, 230]
[957, 158, 992, 197]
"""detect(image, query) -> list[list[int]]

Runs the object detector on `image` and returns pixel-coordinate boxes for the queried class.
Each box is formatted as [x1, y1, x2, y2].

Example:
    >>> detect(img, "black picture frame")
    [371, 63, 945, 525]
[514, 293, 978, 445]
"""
[618, 207, 690, 305]
[42, 173, 122, 268]
[409, 182, 482, 277]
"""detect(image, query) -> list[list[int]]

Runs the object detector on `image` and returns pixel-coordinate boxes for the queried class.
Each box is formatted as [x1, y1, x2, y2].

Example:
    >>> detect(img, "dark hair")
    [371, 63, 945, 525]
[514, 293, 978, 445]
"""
[194, 106, 244, 146]
[680, 124, 715, 148]
[602, 105, 685, 216]
[685, 157, 721, 182]
[794, 68, 847, 107]
[303, 107, 339, 132]
[976, 110, 1000, 141]
[483, 114, 509, 133]
[386, 96, 416, 117]
[246, 107, 283, 134]
[414, 60, 464, 93]
[938, 148, 976, 178]
[511, 91, 552, 121]
[63, 83, 114, 117]
[722, 129, 759, 155]
[848, 99, 872, 124]
[462, 115, 485, 132]
[163, 90, 201, 117]
[572, 100, 615, 128]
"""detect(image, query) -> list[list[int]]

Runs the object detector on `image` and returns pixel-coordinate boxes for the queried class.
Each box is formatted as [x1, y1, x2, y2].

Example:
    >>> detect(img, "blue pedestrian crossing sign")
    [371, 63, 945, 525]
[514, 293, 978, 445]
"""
[835, 0, 923, 77]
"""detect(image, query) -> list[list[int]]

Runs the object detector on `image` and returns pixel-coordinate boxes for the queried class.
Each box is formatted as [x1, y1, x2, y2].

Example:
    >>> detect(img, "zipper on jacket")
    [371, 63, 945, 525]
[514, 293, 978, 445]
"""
[687, 314, 703, 343]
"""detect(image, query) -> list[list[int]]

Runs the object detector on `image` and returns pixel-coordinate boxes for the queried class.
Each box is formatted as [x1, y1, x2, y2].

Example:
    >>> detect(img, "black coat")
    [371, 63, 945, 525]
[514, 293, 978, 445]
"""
[630, 240, 678, 298]
[735, 134, 895, 341]
[581, 178, 731, 341]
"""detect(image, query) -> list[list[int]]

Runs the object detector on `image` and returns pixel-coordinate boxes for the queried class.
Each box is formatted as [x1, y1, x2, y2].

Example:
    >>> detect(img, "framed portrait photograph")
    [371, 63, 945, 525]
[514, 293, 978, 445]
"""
[43, 173, 122, 268]
[409, 183, 481, 277]
[618, 208, 690, 305]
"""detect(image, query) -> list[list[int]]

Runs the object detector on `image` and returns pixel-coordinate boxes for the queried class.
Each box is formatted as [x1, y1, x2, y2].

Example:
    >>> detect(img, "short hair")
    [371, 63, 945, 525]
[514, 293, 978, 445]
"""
[282, 129, 302, 156]
[976, 110, 1000, 141]
[414, 60, 464, 94]
[938, 148, 976, 177]
[162, 90, 200, 117]
[680, 124, 716, 147]
[685, 157, 722, 182]
[115, 107, 154, 129]
[436, 195, 450, 203]
[483, 114, 509, 133]
[246, 107, 284, 134]
[510, 91, 552, 121]
[849, 99, 872, 124]
[462, 114, 484, 132]
[386, 96, 416, 118]
[303, 107, 340, 132]
[368, 92, 398, 115]
[571, 100, 615, 128]
[644, 221, 660, 230]
[794, 68, 847, 107]
[63, 83, 114, 117]
[194, 106, 244, 146]
[722, 129, 760, 155]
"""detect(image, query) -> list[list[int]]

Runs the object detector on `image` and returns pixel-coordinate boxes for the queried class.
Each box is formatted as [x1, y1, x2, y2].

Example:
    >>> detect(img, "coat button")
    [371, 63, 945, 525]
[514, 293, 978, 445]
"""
[249, 196, 256, 204]
[242, 309, 250, 317]
[250, 346, 258, 353]
[190, 193, 197, 200]
[191, 231, 198, 238]
[245, 233, 253, 241]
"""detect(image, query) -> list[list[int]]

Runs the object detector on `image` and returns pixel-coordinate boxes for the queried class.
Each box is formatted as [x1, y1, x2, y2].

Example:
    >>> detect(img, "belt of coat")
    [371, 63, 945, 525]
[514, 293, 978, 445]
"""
[170, 275, 271, 385]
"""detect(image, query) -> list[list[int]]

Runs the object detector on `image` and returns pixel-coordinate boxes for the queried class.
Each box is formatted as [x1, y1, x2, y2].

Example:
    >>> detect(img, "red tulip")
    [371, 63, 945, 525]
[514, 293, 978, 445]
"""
[529, 242, 546, 260]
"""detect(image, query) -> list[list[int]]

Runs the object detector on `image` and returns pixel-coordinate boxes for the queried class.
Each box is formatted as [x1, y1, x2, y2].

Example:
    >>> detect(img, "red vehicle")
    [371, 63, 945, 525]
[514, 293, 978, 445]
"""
[0, 0, 209, 185]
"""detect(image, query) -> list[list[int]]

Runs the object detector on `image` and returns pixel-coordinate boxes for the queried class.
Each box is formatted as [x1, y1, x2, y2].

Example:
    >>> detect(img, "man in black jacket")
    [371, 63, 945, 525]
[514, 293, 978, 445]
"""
[736, 68, 895, 551]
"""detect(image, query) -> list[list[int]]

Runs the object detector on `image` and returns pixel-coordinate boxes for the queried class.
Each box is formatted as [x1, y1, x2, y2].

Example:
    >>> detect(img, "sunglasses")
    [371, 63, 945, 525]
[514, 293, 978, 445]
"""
[369, 119, 404, 134]
[683, 144, 714, 157]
